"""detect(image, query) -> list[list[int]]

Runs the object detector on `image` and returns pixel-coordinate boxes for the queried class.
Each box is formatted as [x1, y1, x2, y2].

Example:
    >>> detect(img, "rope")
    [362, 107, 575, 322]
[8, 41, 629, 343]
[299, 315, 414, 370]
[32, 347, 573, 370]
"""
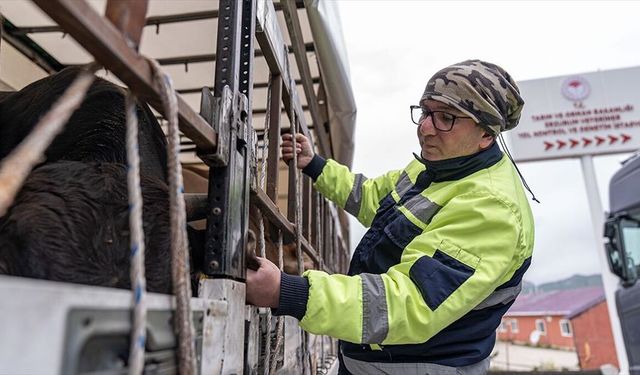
[147, 58, 196, 374]
[269, 230, 285, 375]
[289, 80, 309, 374]
[125, 94, 147, 375]
[269, 75, 300, 375]
[287, 78, 304, 277]
[259, 75, 274, 375]
[0, 65, 97, 217]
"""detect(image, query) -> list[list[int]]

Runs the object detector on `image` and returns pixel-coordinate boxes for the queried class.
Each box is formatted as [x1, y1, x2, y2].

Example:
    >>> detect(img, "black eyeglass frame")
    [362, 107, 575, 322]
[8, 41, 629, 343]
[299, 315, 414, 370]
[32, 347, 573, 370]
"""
[409, 104, 472, 132]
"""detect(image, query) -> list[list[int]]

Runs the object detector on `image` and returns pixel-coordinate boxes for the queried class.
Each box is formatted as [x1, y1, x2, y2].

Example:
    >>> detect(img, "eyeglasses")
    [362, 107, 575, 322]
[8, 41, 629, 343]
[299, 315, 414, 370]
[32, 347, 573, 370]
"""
[409, 105, 471, 132]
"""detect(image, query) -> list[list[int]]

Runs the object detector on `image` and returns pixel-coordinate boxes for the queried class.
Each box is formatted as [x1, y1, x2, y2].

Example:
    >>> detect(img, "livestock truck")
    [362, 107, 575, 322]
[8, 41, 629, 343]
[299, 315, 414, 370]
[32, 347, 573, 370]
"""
[605, 152, 640, 375]
[0, 0, 355, 373]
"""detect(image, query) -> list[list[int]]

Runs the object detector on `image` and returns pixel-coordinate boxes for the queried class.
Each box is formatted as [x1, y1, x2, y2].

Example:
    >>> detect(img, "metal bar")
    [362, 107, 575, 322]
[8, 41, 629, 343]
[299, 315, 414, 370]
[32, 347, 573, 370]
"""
[252, 105, 308, 115]
[329, 217, 336, 271]
[311, 189, 319, 261]
[316, 79, 332, 146]
[181, 188, 324, 272]
[13, 2, 306, 34]
[327, 203, 349, 257]
[157, 53, 216, 66]
[302, 176, 311, 239]
[281, 0, 331, 157]
[239, 0, 257, 101]
[255, 0, 312, 143]
[286, 125, 298, 223]
[153, 43, 313, 67]
[146, 10, 218, 25]
[176, 77, 319, 94]
[250, 186, 323, 269]
[205, 0, 247, 278]
[105, 0, 148, 49]
[10, 25, 63, 35]
[12, 11, 219, 35]
[1, 19, 63, 73]
[32, 0, 216, 151]
[266, 76, 283, 202]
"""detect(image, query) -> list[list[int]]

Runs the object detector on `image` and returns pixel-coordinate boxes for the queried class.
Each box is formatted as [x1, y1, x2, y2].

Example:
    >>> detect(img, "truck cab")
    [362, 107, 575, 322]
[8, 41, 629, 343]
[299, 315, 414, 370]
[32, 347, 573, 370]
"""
[604, 152, 640, 374]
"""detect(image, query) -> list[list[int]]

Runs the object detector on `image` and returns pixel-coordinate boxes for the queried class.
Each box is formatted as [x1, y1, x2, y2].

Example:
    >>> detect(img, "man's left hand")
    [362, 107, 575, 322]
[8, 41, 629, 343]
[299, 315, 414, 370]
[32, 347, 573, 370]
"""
[246, 257, 281, 308]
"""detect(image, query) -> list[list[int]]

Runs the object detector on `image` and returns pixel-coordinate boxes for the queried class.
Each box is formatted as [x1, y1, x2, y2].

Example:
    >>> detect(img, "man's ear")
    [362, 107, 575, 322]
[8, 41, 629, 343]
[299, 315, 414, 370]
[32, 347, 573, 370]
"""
[479, 131, 495, 150]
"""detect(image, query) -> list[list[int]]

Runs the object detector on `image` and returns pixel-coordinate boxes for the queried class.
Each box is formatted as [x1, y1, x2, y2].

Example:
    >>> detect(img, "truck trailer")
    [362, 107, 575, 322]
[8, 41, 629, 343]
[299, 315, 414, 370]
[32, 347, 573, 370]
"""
[605, 152, 640, 375]
[0, 1, 356, 373]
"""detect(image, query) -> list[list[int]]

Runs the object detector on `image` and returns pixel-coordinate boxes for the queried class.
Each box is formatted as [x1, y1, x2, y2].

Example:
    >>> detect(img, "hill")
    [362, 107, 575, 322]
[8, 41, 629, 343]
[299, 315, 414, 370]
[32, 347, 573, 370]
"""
[522, 274, 603, 294]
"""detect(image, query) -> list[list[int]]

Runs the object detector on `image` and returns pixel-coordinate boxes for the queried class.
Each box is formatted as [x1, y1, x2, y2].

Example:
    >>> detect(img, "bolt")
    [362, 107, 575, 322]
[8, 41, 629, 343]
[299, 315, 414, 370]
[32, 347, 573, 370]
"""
[212, 207, 222, 215]
[209, 260, 219, 270]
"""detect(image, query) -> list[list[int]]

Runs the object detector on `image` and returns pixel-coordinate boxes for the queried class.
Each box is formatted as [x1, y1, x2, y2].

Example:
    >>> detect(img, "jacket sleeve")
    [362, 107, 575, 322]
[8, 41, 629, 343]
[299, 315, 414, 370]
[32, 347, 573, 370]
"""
[298, 191, 523, 345]
[311, 158, 402, 228]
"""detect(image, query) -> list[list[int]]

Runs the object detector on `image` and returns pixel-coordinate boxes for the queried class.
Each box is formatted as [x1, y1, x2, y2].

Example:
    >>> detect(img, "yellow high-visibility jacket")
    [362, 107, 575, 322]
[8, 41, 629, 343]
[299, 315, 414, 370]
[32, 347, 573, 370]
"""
[276, 143, 534, 367]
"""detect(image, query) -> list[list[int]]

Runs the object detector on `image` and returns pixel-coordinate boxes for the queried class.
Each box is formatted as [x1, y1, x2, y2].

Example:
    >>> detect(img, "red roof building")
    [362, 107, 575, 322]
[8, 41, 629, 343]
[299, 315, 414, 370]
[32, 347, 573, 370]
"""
[497, 287, 619, 370]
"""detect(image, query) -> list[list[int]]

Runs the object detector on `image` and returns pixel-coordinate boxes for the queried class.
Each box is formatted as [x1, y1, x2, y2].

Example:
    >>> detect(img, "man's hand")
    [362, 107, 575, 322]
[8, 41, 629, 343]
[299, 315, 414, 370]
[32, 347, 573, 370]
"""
[246, 257, 281, 308]
[281, 133, 314, 169]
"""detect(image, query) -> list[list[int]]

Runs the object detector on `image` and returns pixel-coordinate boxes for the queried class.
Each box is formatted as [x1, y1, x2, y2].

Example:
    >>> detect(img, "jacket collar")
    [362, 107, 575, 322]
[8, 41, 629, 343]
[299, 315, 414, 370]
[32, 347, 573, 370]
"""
[413, 141, 502, 183]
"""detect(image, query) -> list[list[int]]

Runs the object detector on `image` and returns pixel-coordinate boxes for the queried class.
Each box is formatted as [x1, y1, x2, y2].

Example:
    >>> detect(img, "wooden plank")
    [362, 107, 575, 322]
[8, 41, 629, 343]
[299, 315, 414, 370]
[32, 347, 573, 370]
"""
[105, 0, 148, 49]
[33, 0, 217, 152]
[255, 0, 312, 144]
[281, 1, 331, 157]
[250, 186, 323, 270]
[266, 76, 283, 202]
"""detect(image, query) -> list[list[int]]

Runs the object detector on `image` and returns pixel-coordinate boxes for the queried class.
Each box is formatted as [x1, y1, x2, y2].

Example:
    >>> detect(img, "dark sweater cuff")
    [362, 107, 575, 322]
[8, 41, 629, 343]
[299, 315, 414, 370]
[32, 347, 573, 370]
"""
[302, 154, 327, 181]
[272, 272, 310, 320]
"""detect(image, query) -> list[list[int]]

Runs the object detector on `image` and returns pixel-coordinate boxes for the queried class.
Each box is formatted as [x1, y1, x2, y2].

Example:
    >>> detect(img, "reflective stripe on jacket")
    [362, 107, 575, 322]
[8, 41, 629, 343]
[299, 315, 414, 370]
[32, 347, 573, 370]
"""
[299, 145, 534, 366]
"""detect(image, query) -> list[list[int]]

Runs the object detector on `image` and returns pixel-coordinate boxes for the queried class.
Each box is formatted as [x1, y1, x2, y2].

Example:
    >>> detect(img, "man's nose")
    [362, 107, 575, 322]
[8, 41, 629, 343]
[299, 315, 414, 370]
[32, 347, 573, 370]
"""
[419, 115, 437, 136]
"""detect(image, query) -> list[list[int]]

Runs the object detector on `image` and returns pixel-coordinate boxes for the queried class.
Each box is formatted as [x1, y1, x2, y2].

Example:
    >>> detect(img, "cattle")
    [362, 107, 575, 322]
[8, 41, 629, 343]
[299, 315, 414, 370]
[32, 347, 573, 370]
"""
[0, 68, 176, 293]
[0, 161, 173, 293]
[0, 67, 167, 181]
[0, 67, 310, 294]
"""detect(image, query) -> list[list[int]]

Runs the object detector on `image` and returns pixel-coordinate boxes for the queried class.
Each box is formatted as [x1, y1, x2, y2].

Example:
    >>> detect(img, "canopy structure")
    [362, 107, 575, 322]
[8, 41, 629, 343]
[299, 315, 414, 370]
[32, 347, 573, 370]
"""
[0, 0, 356, 167]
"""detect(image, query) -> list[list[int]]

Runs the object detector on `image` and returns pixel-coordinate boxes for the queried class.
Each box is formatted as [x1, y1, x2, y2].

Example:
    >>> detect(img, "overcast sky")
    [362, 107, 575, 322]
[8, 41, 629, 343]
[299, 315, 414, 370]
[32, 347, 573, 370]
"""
[335, 1, 640, 285]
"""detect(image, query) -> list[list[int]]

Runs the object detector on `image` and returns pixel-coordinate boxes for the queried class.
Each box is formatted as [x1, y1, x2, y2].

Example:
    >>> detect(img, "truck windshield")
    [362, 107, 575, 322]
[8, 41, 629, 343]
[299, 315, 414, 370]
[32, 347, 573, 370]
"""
[620, 213, 640, 274]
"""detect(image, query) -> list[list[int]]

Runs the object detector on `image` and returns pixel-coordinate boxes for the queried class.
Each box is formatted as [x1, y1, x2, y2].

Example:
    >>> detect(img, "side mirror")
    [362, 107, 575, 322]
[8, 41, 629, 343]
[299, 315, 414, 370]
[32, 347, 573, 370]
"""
[604, 215, 640, 287]
[604, 218, 628, 281]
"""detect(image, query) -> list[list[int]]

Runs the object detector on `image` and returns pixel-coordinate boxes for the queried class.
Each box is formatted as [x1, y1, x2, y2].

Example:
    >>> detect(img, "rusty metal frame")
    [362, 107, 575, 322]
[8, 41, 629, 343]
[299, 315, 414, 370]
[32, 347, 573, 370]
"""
[281, 1, 332, 158]
[17, 0, 349, 371]
[203, 0, 252, 279]
[32, 0, 217, 152]
[12, 2, 305, 35]
[29, 0, 343, 274]
[23, 0, 346, 290]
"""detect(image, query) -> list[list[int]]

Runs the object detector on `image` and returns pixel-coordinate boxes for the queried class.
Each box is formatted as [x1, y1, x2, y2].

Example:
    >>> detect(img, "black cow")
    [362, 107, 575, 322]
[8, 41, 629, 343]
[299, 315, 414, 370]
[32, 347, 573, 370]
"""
[0, 67, 167, 181]
[0, 67, 188, 293]
[0, 161, 172, 293]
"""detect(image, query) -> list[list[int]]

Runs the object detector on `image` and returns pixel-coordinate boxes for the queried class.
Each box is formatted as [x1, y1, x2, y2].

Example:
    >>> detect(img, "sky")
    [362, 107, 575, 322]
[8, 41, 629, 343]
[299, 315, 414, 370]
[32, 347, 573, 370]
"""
[334, 1, 640, 285]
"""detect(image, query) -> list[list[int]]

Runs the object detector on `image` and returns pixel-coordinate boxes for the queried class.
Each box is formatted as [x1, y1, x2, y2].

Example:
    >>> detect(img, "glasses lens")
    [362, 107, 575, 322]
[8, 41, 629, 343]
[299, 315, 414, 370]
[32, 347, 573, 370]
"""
[433, 112, 455, 131]
[411, 106, 423, 125]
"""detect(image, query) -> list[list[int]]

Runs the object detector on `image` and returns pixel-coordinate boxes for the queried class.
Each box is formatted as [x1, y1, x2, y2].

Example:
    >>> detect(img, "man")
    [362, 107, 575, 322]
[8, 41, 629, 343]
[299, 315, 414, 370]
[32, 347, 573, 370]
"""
[246, 60, 535, 374]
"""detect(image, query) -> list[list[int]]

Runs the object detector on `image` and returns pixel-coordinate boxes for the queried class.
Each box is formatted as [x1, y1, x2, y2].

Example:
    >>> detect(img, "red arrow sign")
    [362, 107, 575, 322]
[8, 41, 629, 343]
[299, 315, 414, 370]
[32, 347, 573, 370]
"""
[609, 135, 618, 144]
[595, 136, 605, 146]
[582, 137, 592, 146]
[621, 134, 632, 143]
[557, 140, 567, 149]
[569, 139, 579, 148]
[544, 141, 554, 151]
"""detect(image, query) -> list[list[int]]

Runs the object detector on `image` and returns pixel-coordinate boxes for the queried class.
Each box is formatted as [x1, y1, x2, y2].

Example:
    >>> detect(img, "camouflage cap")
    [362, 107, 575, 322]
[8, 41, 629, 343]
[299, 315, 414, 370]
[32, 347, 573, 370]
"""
[420, 60, 524, 135]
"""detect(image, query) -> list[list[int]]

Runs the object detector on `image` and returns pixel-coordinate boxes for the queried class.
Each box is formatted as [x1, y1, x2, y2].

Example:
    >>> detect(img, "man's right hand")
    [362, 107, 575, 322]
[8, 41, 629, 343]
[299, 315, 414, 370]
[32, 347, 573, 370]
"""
[281, 133, 314, 169]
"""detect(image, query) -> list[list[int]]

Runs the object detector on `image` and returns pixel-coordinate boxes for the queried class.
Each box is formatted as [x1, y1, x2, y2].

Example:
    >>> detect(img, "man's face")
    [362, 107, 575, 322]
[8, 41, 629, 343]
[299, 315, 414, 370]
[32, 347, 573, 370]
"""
[417, 100, 494, 161]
